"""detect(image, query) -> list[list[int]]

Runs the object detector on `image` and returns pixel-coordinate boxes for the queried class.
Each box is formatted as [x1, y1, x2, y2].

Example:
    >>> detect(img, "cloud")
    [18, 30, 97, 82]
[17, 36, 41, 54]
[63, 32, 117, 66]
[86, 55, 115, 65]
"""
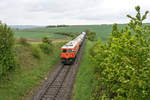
[0, 0, 150, 25]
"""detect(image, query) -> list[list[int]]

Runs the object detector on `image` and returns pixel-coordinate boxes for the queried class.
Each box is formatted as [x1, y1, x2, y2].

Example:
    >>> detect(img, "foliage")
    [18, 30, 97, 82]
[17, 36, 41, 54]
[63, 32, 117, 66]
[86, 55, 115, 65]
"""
[54, 32, 79, 38]
[18, 37, 30, 46]
[39, 43, 52, 54]
[39, 37, 53, 54]
[0, 22, 17, 76]
[85, 30, 96, 41]
[90, 6, 150, 100]
[31, 46, 42, 59]
[42, 36, 52, 45]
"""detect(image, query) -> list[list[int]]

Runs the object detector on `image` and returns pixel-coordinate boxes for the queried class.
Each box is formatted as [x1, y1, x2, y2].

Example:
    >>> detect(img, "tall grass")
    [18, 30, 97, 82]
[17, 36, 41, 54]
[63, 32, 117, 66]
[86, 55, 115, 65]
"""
[73, 41, 97, 100]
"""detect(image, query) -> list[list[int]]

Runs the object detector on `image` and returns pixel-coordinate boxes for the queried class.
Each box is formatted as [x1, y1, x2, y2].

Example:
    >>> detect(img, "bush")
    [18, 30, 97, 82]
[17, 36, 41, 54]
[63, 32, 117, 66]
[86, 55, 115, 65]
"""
[39, 43, 52, 54]
[0, 21, 17, 76]
[42, 37, 52, 45]
[31, 46, 41, 59]
[90, 6, 150, 100]
[18, 37, 30, 46]
[54, 32, 79, 38]
[85, 30, 96, 41]
[39, 37, 53, 54]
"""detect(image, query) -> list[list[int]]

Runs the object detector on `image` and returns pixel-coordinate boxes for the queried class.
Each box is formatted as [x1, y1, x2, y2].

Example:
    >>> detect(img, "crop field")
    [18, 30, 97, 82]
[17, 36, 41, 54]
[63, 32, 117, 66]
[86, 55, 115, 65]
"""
[14, 24, 126, 42]
[14, 24, 131, 43]
[15, 28, 66, 39]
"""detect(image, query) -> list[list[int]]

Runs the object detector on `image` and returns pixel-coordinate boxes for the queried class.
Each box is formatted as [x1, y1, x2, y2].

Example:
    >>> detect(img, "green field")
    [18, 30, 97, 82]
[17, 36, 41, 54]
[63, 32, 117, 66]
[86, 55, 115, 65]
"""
[15, 28, 66, 39]
[15, 25, 127, 41]
[15, 23, 150, 41]
[14, 24, 129, 42]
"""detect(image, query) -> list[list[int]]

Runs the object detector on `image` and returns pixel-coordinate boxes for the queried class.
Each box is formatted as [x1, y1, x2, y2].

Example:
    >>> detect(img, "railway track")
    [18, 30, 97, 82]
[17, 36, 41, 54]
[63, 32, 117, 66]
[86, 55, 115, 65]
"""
[31, 39, 86, 100]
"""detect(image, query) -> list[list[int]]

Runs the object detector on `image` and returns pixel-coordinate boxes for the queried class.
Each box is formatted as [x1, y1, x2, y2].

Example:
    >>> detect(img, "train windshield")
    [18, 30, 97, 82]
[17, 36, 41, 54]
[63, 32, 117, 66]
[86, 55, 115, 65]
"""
[68, 49, 72, 52]
[62, 49, 73, 53]
[62, 49, 67, 53]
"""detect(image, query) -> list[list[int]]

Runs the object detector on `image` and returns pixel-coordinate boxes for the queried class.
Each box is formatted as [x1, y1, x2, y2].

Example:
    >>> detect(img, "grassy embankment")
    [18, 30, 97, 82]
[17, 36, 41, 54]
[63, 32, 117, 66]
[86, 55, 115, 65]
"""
[73, 40, 97, 100]
[0, 40, 66, 100]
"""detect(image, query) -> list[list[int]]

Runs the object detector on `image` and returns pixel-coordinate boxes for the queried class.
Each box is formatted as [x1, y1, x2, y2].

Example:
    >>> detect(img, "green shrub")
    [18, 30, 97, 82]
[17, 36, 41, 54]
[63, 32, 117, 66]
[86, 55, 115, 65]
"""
[90, 6, 150, 100]
[31, 46, 41, 59]
[85, 30, 96, 41]
[39, 43, 52, 54]
[39, 37, 53, 54]
[42, 37, 52, 45]
[0, 22, 18, 76]
[18, 37, 30, 46]
[54, 32, 79, 38]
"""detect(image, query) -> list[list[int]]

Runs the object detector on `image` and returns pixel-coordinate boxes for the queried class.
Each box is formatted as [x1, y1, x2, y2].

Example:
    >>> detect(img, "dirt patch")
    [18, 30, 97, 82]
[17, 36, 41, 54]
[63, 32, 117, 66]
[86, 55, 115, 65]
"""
[27, 39, 41, 42]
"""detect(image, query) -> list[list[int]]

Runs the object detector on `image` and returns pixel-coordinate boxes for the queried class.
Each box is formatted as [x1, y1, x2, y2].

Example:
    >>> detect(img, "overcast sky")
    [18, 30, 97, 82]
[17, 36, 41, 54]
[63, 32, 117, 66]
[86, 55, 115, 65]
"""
[0, 0, 150, 25]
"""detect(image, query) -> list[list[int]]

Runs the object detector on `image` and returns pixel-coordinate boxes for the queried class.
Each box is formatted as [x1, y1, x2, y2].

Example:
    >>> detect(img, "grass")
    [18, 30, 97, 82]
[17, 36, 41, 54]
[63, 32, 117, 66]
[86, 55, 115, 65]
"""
[73, 40, 97, 100]
[0, 43, 61, 100]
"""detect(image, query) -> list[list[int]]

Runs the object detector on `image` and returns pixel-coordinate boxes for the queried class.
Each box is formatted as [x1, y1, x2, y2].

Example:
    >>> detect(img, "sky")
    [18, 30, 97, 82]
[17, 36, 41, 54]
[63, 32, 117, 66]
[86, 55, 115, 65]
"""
[0, 0, 150, 25]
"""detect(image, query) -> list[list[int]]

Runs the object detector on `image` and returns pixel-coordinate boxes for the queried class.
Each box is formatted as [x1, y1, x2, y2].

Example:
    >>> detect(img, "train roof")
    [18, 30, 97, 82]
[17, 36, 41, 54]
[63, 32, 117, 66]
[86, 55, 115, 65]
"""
[62, 40, 78, 49]
[61, 32, 86, 49]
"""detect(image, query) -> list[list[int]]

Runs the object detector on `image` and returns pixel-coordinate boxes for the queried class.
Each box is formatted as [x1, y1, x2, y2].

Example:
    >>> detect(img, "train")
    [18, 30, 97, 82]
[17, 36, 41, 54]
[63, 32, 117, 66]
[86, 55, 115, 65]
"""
[60, 32, 86, 64]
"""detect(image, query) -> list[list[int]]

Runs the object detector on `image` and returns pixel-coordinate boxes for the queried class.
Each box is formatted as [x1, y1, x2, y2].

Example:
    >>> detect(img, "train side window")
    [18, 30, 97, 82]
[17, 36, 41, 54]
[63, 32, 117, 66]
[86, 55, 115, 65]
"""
[62, 49, 67, 53]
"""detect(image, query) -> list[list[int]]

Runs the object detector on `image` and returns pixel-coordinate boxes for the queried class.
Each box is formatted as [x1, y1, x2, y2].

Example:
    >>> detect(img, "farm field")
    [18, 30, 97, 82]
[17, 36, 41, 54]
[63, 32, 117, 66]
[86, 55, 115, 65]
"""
[14, 24, 127, 42]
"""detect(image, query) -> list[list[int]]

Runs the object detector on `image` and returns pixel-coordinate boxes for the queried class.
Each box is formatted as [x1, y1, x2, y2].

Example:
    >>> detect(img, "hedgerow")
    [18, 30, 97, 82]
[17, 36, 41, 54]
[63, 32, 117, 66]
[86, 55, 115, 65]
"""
[90, 6, 150, 100]
[54, 32, 79, 38]
[0, 21, 17, 76]
[31, 46, 42, 59]
[18, 37, 30, 46]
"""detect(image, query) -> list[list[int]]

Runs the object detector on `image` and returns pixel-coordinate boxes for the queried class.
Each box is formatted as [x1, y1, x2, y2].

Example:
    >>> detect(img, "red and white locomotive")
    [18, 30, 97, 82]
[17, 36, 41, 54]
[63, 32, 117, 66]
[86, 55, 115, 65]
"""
[60, 32, 86, 64]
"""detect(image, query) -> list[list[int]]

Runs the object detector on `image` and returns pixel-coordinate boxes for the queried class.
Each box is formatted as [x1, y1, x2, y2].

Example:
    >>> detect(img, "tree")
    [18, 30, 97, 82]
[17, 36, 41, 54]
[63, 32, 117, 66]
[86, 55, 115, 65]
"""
[90, 6, 150, 100]
[39, 37, 53, 54]
[85, 30, 96, 41]
[0, 21, 17, 76]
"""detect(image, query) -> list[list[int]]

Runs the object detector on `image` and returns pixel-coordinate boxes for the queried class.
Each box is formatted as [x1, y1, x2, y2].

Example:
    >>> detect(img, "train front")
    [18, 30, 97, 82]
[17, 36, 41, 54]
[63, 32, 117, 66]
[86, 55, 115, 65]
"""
[60, 32, 86, 64]
[60, 47, 76, 64]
